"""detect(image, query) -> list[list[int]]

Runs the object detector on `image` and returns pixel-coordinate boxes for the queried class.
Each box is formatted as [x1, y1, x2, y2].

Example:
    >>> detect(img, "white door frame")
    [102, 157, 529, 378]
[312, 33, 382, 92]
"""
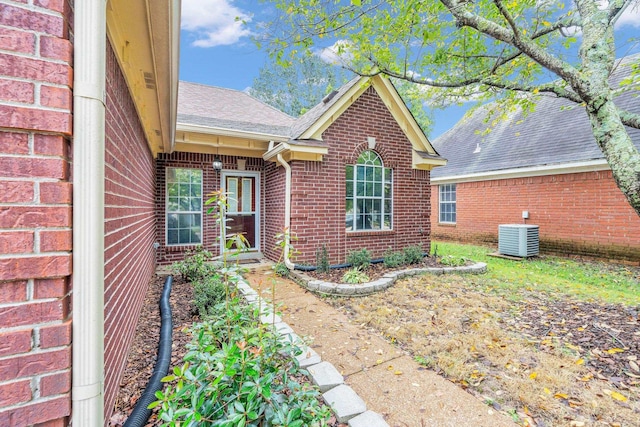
[220, 170, 261, 253]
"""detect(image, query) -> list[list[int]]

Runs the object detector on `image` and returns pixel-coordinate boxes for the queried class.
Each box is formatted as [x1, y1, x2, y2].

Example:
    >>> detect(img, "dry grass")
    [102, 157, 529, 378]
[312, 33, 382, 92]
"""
[328, 273, 639, 426]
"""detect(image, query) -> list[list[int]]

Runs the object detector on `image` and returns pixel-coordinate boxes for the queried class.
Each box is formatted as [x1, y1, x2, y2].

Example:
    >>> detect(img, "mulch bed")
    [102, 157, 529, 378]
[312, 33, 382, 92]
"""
[109, 274, 346, 427]
[109, 275, 196, 426]
[305, 255, 450, 283]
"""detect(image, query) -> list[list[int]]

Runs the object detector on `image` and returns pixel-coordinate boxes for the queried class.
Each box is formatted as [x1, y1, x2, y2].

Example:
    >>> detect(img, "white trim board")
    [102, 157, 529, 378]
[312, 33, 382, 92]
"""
[431, 159, 610, 185]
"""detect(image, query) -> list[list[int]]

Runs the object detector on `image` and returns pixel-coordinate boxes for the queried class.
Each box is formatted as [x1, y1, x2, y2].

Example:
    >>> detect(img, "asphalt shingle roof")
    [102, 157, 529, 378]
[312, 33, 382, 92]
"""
[431, 54, 640, 178]
[177, 81, 296, 137]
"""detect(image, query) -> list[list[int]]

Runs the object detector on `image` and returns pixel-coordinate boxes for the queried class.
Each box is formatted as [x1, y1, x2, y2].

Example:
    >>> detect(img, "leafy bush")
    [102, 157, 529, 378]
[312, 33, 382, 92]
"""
[341, 268, 370, 284]
[193, 274, 227, 317]
[439, 254, 468, 267]
[154, 297, 330, 426]
[383, 249, 406, 268]
[346, 248, 371, 269]
[172, 247, 217, 282]
[273, 262, 290, 278]
[315, 244, 330, 274]
[403, 245, 425, 265]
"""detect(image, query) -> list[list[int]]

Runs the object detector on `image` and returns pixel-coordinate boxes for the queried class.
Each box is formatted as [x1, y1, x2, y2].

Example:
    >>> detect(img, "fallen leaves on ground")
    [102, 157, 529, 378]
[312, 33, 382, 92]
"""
[326, 272, 640, 427]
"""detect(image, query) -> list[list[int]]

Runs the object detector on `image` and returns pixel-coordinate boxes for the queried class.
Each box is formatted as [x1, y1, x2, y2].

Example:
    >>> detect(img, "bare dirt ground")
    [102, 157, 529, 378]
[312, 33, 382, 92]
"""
[325, 273, 640, 427]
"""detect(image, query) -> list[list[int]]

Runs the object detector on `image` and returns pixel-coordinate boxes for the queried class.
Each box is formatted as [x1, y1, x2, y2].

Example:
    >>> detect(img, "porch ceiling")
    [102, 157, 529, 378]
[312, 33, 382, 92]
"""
[175, 129, 273, 158]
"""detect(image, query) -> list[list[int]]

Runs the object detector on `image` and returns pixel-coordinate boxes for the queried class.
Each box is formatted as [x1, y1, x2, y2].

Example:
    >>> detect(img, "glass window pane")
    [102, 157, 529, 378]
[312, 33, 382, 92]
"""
[356, 182, 365, 197]
[178, 214, 191, 228]
[346, 180, 353, 197]
[346, 198, 353, 214]
[366, 167, 373, 181]
[167, 213, 178, 229]
[167, 230, 178, 244]
[374, 167, 382, 182]
[179, 229, 191, 243]
[374, 183, 382, 197]
[366, 182, 374, 196]
[384, 214, 391, 229]
[190, 197, 201, 211]
[192, 171, 202, 184]
[345, 165, 353, 180]
[346, 213, 354, 231]
[179, 184, 189, 197]
[357, 166, 365, 180]
[167, 183, 178, 197]
[384, 168, 392, 183]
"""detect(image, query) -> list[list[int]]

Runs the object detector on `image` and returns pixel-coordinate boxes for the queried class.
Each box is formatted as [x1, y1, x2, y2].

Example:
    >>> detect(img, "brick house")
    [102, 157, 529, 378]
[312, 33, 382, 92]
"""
[0, 1, 179, 425]
[430, 55, 640, 263]
[157, 76, 446, 267]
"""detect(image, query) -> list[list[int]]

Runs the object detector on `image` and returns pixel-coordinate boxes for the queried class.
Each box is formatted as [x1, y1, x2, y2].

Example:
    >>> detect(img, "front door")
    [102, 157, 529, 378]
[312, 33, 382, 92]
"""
[222, 171, 260, 251]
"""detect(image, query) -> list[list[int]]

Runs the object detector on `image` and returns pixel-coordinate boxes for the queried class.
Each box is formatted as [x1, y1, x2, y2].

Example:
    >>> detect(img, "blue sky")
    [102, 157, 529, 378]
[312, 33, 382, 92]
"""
[179, 0, 640, 139]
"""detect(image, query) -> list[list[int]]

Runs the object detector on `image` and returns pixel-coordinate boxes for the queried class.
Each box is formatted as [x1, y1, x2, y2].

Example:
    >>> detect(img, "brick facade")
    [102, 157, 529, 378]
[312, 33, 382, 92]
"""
[430, 170, 640, 263]
[160, 87, 433, 267]
[155, 153, 266, 265]
[0, 0, 73, 425]
[102, 42, 159, 422]
[267, 86, 433, 265]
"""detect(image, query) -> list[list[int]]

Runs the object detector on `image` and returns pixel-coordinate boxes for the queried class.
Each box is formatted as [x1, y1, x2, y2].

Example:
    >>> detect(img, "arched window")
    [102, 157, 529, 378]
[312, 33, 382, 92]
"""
[345, 150, 392, 231]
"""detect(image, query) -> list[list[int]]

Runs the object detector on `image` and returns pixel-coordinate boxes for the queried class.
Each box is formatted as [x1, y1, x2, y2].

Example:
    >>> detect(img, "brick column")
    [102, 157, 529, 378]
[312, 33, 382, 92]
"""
[0, 1, 73, 425]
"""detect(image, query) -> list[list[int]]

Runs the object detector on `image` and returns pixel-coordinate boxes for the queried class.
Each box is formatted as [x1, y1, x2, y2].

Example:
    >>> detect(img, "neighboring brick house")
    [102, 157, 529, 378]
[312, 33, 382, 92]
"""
[157, 76, 445, 267]
[0, 1, 179, 425]
[430, 55, 640, 263]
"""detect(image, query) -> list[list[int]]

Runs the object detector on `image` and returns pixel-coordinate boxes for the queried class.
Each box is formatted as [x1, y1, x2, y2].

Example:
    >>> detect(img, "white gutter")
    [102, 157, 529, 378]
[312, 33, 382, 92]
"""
[177, 122, 291, 143]
[276, 152, 295, 270]
[72, 0, 106, 424]
[431, 159, 610, 185]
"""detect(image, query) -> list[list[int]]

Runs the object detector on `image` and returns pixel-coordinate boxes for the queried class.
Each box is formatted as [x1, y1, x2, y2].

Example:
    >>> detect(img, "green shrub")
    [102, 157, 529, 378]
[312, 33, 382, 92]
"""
[172, 247, 217, 282]
[403, 245, 425, 265]
[315, 244, 330, 274]
[383, 249, 406, 268]
[154, 297, 331, 426]
[341, 268, 370, 284]
[346, 248, 371, 269]
[439, 254, 468, 267]
[193, 274, 227, 317]
[273, 262, 290, 278]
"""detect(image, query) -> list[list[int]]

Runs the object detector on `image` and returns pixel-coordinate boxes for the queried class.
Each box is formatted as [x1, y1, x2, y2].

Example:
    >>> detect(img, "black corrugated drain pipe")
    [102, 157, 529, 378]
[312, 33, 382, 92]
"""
[123, 275, 173, 427]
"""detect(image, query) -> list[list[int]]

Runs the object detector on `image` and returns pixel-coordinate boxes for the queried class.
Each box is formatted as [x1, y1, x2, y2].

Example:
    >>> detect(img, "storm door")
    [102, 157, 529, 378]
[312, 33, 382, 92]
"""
[221, 171, 260, 251]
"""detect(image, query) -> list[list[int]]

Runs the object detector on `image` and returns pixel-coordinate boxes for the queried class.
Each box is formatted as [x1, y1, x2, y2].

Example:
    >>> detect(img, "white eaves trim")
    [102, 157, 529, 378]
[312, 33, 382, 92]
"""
[177, 122, 291, 142]
[431, 159, 611, 185]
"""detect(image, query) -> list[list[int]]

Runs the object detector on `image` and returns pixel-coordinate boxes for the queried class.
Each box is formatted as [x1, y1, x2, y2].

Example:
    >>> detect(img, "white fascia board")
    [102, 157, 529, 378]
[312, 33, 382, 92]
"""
[431, 159, 610, 184]
[176, 122, 290, 142]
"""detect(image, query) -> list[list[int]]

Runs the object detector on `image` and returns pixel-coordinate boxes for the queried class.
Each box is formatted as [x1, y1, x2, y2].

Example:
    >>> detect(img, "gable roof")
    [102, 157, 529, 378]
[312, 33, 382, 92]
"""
[431, 54, 640, 181]
[176, 75, 446, 170]
[178, 81, 296, 139]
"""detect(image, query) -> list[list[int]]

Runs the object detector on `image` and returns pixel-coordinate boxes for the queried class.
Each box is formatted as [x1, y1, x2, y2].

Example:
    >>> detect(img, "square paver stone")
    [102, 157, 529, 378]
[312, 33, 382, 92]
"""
[322, 384, 366, 423]
[348, 410, 390, 427]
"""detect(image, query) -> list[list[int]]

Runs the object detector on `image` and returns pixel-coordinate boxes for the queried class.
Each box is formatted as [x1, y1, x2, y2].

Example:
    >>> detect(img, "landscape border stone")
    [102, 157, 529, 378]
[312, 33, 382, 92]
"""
[290, 262, 487, 296]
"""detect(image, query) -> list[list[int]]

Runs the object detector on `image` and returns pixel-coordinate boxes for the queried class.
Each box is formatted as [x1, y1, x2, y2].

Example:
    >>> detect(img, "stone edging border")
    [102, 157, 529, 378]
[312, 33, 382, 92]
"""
[234, 275, 390, 427]
[290, 262, 487, 296]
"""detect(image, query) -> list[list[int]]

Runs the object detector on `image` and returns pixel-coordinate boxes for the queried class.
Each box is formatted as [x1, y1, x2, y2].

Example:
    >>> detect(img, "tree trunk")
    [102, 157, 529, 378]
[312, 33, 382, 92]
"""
[585, 98, 640, 217]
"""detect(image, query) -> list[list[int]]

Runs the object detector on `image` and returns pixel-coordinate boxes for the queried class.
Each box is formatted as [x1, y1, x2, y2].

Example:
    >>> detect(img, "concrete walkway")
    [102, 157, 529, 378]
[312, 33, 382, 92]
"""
[243, 264, 517, 427]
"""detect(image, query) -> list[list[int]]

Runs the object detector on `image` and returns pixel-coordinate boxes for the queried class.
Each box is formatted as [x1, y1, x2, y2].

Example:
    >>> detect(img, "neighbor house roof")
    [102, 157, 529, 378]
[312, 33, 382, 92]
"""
[431, 54, 640, 181]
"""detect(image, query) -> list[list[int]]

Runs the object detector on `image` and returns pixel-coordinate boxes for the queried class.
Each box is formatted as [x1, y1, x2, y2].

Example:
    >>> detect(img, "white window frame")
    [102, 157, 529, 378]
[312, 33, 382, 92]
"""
[165, 167, 203, 246]
[439, 183, 457, 224]
[346, 150, 393, 232]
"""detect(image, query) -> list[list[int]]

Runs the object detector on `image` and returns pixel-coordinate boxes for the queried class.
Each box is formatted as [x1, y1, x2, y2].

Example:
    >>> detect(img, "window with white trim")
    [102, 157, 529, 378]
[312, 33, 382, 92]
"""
[439, 184, 456, 223]
[346, 150, 392, 231]
[166, 168, 202, 245]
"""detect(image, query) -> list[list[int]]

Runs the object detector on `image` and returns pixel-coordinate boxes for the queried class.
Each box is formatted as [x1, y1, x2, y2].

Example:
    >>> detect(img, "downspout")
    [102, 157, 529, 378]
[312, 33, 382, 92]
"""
[72, 0, 106, 424]
[276, 153, 295, 270]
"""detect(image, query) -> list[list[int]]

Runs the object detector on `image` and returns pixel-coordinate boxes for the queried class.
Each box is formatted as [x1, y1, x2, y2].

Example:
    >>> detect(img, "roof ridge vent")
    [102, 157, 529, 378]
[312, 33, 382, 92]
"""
[322, 90, 338, 104]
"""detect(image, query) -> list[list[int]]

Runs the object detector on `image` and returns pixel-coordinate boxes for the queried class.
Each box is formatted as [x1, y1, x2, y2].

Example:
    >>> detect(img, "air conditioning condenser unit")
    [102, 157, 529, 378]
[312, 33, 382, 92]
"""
[498, 224, 539, 257]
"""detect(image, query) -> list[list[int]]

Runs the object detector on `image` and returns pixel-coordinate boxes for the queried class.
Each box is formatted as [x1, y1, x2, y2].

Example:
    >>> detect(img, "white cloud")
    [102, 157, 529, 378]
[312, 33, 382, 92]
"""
[317, 40, 355, 67]
[181, 0, 252, 47]
[616, 3, 640, 28]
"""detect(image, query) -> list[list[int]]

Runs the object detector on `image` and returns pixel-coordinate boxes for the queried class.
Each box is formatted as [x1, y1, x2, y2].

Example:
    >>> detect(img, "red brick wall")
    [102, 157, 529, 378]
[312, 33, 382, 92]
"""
[285, 86, 432, 265]
[102, 42, 159, 421]
[0, 1, 73, 425]
[155, 153, 266, 265]
[430, 171, 640, 263]
[263, 163, 286, 262]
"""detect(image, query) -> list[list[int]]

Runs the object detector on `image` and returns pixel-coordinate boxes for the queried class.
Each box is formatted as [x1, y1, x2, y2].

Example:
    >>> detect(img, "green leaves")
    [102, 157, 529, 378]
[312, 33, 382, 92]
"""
[152, 295, 330, 425]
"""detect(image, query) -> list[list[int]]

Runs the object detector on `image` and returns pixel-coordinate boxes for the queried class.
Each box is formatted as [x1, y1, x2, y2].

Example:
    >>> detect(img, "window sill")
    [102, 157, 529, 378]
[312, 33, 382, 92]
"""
[165, 244, 202, 252]
[437, 223, 457, 227]
[347, 229, 395, 237]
